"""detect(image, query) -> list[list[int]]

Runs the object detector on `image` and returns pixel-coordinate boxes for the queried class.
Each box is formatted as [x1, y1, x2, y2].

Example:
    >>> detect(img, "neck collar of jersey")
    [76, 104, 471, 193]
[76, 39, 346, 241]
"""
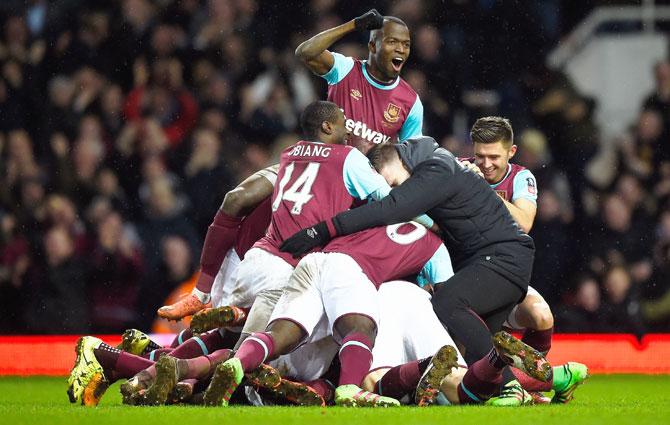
[362, 61, 400, 90]
[489, 163, 512, 188]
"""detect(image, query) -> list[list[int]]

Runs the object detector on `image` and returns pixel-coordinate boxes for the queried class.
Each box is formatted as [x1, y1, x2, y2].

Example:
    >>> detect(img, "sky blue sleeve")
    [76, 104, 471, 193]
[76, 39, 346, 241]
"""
[343, 149, 435, 228]
[343, 148, 390, 200]
[398, 96, 424, 141]
[512, 169, 538, 204]
[417, 244, 454, 287]
[320, 52, 355, 85]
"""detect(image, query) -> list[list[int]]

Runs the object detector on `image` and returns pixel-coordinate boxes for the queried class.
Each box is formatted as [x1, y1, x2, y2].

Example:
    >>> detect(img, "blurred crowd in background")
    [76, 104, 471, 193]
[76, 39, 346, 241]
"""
[0, 0, 669, 336]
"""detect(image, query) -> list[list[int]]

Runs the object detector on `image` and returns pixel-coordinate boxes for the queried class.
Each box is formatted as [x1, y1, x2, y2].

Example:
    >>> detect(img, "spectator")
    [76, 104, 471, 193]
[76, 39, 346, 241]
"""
[88, 211, 143, 332]
[642, 240, 670, 331]
[23, 226, 89, 333]
[555, 274, 603, 333]
[123, 58, 198, 150]
[138, 175, 200, 287]
[184, 128, 234, 233]
[530, 188, 575, 304]
[0, 211, 29, 331]
[0, 1, 666, 334]
[141, 234, 196, 329]
[585, 194, 653, 283]
[642, 60, 670, 136]
[599, 266, 646, 336]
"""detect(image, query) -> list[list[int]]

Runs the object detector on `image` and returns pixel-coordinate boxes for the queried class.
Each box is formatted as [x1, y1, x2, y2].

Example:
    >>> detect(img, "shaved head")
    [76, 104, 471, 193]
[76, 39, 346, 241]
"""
[370, 16, 409, 42]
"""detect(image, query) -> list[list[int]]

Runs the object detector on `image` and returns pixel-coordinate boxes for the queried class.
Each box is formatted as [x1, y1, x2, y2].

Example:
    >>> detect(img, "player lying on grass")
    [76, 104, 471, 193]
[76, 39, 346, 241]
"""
[68, 100, 432, 406]
[362, 333, 587, 407]
[142, 221, 453, 407]
[250, 281, 585, 408]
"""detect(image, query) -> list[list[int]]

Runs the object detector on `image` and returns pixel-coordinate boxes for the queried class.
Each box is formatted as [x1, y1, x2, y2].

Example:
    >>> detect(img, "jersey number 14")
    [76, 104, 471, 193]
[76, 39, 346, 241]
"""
[272, 162, 321, 215]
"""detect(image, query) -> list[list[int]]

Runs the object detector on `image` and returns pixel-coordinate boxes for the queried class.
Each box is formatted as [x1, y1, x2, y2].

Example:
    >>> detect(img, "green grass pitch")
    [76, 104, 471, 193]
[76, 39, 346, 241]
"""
[0, 375, 668, 425]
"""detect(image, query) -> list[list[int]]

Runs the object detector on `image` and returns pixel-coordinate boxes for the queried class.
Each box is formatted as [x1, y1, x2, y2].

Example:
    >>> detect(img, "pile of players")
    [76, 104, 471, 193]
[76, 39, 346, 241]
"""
[66, 9, 587, 408]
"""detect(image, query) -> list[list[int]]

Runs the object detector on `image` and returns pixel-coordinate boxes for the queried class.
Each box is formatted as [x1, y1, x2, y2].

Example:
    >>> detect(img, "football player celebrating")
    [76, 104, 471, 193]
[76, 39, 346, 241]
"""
[296, 9, 423, 152]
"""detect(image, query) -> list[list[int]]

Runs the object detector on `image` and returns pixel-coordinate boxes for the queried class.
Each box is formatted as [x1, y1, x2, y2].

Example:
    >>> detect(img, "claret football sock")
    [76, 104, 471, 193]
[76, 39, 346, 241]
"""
[170, 329, 193, 348]
[175, 348, 232, 380]
[169, 331, 225, 359]
[114, 352, 155, 380]
[305, 379, 335, 402]
[511, 367, 553, 392]
[457, 348, 504, 404]
[522, 327, 553, 355]
[374, 358, 428, 399]
[94, 343, 157, 382]
[93, 344, 121, 379]
[144, 348, 171, 360]
[196, 210, 242, 294]
[338, 333, 373, 387]
[235, 332, 275, 371]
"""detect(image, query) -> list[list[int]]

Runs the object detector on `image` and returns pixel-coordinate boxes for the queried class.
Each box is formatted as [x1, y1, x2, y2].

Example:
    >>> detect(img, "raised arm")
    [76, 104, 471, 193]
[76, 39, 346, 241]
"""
[295, 9, 383, 76]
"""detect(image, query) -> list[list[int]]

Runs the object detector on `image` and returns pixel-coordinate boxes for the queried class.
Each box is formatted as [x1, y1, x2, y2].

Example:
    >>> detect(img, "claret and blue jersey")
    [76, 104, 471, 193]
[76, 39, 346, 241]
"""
[322, 52, 423, 150]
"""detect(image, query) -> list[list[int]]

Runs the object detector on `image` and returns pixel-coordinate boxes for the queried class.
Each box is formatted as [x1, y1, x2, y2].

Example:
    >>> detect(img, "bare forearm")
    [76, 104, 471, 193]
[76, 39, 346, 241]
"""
[220, 166, 276, 216]
[295, 20, 355, 60]
[502, 199, 533, 233]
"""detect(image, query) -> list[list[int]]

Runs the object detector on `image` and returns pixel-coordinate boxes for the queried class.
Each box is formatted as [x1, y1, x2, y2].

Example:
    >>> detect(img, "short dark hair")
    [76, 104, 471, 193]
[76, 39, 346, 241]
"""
[370, 16, 409, 42]
[300, 100, 341, 140]
[367, 142, 398, 170]
[470, 116, 514, 147]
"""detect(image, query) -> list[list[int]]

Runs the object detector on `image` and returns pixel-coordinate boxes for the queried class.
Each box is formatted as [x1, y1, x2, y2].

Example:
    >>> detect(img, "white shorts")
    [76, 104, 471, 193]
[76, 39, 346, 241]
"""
[503, 285, 542, 330]
[211, 248, 241, 309]
[241, 288, 283, 335]
[228, 248, 294, 308]
[269, 252, 379, 343]
[371, 281, 465, 370]
[269, 317, 339, 382]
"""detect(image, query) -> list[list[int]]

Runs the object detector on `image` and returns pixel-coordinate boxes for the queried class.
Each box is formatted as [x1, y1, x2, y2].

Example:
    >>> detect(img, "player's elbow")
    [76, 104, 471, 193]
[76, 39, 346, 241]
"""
[294, 42, 311, 61]
[220, 188, 248, 217]
[519, 219, 533, 234]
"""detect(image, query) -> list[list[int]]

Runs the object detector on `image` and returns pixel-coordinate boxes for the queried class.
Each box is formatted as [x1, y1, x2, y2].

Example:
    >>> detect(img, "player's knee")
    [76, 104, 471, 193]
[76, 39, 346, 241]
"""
[523, 297, 554, 330]
[334, 315, 377, 342]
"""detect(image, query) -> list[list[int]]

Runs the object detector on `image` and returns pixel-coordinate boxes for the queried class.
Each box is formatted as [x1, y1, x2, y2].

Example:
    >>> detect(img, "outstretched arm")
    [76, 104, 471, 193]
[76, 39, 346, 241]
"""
[333, 161, 449, 236]
[280, 160, 451, 257]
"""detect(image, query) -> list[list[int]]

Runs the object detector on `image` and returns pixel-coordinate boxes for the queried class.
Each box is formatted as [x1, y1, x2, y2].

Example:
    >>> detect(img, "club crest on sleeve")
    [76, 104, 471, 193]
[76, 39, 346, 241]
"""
[383, 103, 401, 123]
[526, 178, 536, 195]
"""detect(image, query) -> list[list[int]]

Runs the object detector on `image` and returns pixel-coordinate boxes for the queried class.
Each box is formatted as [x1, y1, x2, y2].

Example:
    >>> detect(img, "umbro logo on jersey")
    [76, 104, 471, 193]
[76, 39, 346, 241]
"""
[307, 228, 318, 239]
[345, 119, 391, 144]
[350, 89, 362, 100]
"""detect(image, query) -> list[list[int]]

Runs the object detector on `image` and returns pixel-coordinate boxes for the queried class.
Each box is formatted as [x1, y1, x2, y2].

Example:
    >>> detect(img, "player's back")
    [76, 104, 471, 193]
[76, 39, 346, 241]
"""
[324, 222, 450, 287]
[255, 141, 356, 266]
